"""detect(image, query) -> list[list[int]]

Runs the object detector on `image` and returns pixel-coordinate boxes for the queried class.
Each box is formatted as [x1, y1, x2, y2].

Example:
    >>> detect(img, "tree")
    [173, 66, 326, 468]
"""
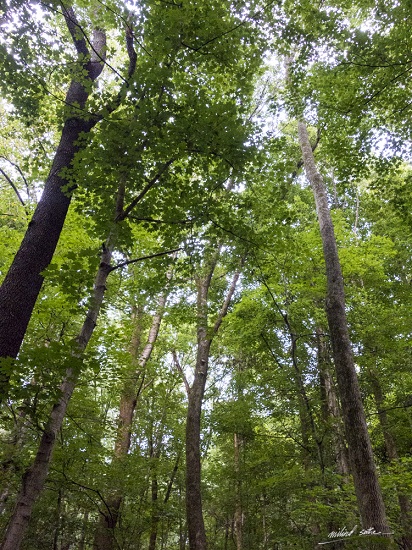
[0, 3, 110, 373]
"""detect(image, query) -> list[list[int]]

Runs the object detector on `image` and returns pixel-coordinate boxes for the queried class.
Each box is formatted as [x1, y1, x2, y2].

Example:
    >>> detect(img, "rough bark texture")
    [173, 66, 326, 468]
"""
[93, 291, 169, 550]
[0, 243, 113, 550]
[186, 264, 241, 550]
[317, 329, 350, 476]
[0, 9, 106, 397]
[298, 121, 392, 544]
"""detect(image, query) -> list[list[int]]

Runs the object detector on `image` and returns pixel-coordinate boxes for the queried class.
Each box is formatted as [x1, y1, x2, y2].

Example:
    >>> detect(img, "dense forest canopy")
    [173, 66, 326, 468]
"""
[0, 1, 412, 549]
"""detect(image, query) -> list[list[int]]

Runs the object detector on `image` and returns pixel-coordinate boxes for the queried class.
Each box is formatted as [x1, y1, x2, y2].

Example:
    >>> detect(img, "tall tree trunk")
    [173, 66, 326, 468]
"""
[0, 8, 106, 388]
[185, 275, 212, 550]
[93, 289, 169, 550]
[0, 241, 114, 550]
[369, 371, 412, 549]
[185, 262, 242, 550]
[298, 121, 392, 544]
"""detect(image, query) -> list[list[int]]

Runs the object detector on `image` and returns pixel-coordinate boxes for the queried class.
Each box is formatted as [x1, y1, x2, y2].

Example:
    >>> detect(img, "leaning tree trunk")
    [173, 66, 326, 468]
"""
[0, 240, 113, 550]
[0, 8, 106, 387]
[298, 121, 393, 545]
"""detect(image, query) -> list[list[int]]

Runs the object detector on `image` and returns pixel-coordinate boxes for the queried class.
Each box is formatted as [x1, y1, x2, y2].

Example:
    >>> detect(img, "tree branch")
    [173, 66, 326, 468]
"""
[172, 350, 191, 396]
[109, 248, 181, 272]
[0, 157, 29, 198]
[61, 3, 89, 57]
[117, 159, 175, 221]
[0, 168, 26, 209]
[212, 258, 244, 335]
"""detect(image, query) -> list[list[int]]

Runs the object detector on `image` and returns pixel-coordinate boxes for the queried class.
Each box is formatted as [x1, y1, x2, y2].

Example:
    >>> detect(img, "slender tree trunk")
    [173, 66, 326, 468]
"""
[148, 438, 160, 550]
[52, 488, 64, 550]
[185, 278, 211, 550]
[0, 394, 32, 515]
[78, 510, 89, 550]
[298, 121, 392, 544]
[0, 10, 106, 389]
[185, 263, 241, 550]
[369, 371, 412, 549]
[233, 433, 243, 550]
[0, 241, 113, 550]
[317, 329, 349, 476]
[93, 289, 169, 550]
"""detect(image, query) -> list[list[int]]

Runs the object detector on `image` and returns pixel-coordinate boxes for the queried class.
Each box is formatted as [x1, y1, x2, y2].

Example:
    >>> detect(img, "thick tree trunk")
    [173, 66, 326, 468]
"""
[93, 291, 169, 550]
[0, 11, 106, 388]
[369, 371, 412, 549]
[0, 242, 113, 550]
[298, 121, 392, 544]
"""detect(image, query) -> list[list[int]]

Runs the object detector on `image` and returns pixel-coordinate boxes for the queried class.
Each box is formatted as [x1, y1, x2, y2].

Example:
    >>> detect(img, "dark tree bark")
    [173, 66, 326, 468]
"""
[0, 7, 107, 398]
[298, 121, 393, 546]
[0, 241, 114, 550]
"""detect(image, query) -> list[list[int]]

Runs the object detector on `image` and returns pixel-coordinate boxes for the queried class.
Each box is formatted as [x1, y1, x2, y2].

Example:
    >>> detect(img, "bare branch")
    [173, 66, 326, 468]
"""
[212, 260, 244, 335]
[109, 248, 181, 272]
[0, 156, 29, 197]
[126, 25, 137, 79]
[172, 350, 191, 396]
[118, 159, 175, 221]
[0, 168, 26, 208]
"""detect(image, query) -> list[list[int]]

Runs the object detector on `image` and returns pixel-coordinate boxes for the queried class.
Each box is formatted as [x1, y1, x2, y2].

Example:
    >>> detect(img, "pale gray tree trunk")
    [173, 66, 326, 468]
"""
[298, 120, 393, 546]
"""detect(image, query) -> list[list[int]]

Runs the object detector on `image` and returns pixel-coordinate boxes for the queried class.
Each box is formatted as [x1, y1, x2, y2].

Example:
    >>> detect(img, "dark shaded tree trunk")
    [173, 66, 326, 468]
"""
[298, 121, 393, 545]
[186, 344, 211, 550]
[0, 241, 113, 550]
[0, 9, 106, 394]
